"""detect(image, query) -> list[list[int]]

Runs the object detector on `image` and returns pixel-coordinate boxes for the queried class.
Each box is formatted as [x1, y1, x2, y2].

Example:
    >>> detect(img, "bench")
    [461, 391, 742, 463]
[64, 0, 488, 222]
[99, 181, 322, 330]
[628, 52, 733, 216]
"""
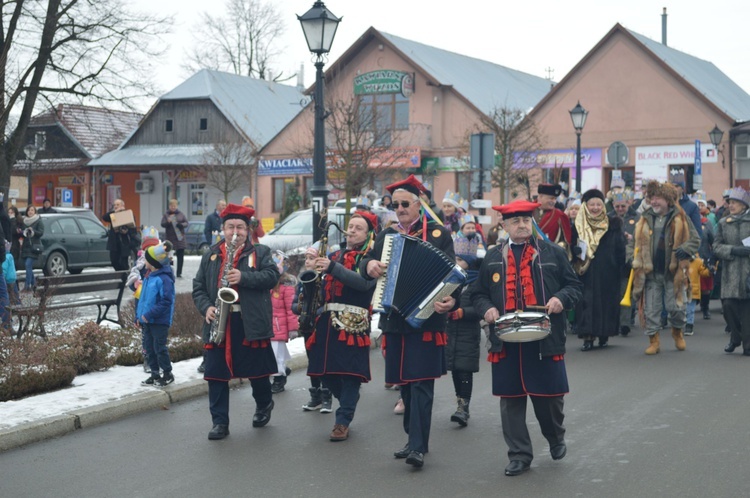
[10, 271, 129, 337]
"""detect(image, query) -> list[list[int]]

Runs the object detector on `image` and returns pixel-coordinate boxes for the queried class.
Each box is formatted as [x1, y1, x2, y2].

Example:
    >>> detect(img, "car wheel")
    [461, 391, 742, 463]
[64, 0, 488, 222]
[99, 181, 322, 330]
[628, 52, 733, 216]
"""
[68, 268, 83, 275]
[198, 243, 210, 255]
[44, 251, 68, 277]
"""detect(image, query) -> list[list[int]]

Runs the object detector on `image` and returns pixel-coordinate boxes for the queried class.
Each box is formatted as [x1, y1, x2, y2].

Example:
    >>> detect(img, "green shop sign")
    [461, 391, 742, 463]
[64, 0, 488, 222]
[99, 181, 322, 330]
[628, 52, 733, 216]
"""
[353, 70, 414, 97]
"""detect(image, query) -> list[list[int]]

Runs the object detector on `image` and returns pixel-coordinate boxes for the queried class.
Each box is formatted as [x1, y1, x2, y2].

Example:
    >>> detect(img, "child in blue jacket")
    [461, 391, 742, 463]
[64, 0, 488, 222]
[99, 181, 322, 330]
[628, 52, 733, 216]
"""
[137, 242, 176, 387]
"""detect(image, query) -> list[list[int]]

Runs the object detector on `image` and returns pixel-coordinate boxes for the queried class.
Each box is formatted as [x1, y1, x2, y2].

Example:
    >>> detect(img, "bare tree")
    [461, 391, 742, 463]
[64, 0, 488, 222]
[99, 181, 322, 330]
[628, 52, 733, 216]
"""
[0, 0, 171, 189]
[182, 0, 289, 81]
[200, 141, 257, 201]
[478, 106, 546, 202]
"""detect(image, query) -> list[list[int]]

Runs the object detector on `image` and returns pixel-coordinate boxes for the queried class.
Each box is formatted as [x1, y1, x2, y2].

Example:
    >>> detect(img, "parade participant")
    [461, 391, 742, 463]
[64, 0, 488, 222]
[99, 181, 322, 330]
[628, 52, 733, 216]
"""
[292, 244, 333, 413]
[192, 204, 279, 440]
[102, 199, 140, 271]
[269, 250, 296, 394]
[161, 199, 188, 278]
[631, 181, 699, 355]
[573, 189, 625, 351]
[471, 199, 582, 477]
[445, 226, 482, 427]
[361, 174, 457, 469]
[537, 183, 572, 255]
[611, 191, 640, 335]
[712, 187, 750, 355]
[441, 191, 462, 233]
[204, 199, 226, 245]
[307, 210, 378, 441]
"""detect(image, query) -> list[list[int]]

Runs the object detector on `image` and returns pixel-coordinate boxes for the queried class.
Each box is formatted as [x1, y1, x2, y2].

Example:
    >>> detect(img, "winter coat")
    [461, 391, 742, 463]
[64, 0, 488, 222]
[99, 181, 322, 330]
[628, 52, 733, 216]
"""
[9, 216, 23, 269]
[193, 240, 280, 343]
[271, 283, 297, 342]
[713, 208, 750, 299]
[679, 194, 703, 238]
[135, 264, 175, 326]
[102, 210, 140, 258]
[161, 209, 188, 251]
[574, 215, 626, 339]
[204, 211, 222, 245]
[445, 287, 481, 372]
[20, 217, 44, 260]
[471, 238, 583, 357]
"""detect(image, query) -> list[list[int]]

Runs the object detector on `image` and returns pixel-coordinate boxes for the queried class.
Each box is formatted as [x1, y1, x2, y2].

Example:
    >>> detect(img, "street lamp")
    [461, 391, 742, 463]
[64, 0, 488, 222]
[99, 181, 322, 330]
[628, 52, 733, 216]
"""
[709, 124, 725, 168]
[569, 101, 588, 194]
[23, 143, 38, 206]
[298, 1, 341, 243]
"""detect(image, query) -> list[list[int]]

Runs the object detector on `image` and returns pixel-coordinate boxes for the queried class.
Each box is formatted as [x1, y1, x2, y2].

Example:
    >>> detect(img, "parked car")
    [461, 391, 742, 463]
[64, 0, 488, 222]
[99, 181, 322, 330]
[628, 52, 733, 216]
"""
[31, 213, 112, 276]
[184, 220, 210, 254]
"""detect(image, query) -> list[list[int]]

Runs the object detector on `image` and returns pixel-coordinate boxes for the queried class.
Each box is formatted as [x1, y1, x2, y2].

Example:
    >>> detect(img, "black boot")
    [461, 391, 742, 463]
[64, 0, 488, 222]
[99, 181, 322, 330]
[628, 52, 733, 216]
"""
[581, 340, 594, 352]
[252, 400, 274, 427]
[302, 387, 323, 411]
[450, 397, 470, 427]
[271, 375, 286, 394]
[320, 388, 333, 413]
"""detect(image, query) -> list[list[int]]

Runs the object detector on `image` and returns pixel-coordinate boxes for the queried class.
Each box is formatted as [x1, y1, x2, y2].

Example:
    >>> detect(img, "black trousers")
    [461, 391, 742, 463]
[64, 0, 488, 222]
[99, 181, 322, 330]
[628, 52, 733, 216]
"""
[175, 249, 184, 277]
[500, 395, 565, 464]
[400, 379, 435, 454]
[722, 298, 750, 350]
[208, 378, 272, 426]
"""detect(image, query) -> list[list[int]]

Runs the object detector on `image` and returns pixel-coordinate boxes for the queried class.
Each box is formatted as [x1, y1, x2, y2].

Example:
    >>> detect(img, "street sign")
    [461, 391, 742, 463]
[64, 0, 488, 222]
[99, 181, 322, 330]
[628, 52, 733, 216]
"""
[470, 170, 492, 194]
[476, 215, 492, 225]
[61, 188, 74, 207]
[607, 141, 629, 168]
[470, 133, 495, 170]
[470, 199, 493, 209]
[694, 139, 703, 189]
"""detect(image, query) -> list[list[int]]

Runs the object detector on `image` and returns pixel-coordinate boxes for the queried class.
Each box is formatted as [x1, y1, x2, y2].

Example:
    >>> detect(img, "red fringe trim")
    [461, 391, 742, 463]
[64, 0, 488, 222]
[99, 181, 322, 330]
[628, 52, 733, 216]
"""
[338, 329, 347, 341]
[305, 331, 316, 350]
[422, 331, 433, 342]
[242, 339, 269, 348]
[505, 244, 538, 311]
[487, 347, 507, 363]
[552, 354, 564, 361]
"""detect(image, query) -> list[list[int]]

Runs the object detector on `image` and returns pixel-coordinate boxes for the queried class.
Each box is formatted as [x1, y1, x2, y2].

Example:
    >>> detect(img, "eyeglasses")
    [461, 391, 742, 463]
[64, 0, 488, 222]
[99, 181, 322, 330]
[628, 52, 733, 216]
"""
[395, 201, 414, 209]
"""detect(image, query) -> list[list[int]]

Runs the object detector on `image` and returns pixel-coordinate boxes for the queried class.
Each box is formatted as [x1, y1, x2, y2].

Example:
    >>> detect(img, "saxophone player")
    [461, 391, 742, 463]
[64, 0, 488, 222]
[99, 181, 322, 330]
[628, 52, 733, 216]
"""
[192, 204, 280, 441]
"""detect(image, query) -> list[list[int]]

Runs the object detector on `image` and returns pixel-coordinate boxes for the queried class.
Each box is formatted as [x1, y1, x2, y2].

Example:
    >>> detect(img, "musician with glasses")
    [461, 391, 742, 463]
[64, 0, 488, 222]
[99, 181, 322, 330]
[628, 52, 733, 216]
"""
[471, 200, 582, 477]
[361, 174, 458, 469]
[307, 210, 379, 442]
[192, 204, 280, 441]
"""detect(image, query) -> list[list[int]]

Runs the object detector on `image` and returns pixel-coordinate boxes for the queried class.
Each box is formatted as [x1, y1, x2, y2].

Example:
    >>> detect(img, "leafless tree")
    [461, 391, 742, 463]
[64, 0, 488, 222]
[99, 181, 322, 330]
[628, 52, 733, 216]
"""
[200, 141, 256, 201]
[0, 0, 171, 189]
[478, 105, 546, 202]
[182, 0, 289, 82]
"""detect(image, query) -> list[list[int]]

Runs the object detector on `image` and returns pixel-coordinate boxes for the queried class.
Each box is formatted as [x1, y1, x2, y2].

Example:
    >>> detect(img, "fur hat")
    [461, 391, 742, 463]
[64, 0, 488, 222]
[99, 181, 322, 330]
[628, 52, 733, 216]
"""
[582, 189, 605, 204]
[645, 180, 679, 206]
[538, 183, 562, 197]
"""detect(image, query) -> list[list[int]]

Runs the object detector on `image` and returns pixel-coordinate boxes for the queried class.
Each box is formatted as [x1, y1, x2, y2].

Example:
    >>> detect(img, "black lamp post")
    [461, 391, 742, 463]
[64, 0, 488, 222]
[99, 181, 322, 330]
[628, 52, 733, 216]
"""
[709, 124, 725, 168]
[569, 101, 588, 194]
[298, 1, 341, 243]
[23, 143, 38, 206]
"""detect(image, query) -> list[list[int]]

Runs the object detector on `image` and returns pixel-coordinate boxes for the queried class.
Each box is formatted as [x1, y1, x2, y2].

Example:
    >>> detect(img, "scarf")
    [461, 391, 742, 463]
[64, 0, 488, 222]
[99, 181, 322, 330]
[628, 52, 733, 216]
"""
[574, 204, 609, 261]
[24, 214, 40, 226]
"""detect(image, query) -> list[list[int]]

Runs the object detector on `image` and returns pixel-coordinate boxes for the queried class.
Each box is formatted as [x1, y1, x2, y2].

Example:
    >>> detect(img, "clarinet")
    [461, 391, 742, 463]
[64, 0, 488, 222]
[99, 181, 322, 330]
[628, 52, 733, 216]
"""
[209, 233, 239, 344]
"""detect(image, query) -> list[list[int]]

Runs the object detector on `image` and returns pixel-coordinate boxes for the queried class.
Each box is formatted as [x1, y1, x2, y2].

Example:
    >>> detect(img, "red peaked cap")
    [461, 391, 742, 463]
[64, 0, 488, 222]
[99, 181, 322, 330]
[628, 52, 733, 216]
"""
[492, 200, 541, 219]
[386, 174, 427, 196]
[221, 203, 255, 224]
[352, 210, 378, 232]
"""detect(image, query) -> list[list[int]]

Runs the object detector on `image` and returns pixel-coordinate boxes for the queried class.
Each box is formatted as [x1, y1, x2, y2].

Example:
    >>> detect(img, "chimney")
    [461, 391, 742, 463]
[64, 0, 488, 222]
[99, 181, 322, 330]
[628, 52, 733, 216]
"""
[296, 63, 305, 91]
[662, 7, 668, 46]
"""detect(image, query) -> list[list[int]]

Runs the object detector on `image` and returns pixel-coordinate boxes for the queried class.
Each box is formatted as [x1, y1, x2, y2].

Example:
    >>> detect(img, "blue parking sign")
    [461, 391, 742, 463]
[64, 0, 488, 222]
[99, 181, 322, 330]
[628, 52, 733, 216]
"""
[694, 140, 702, 175]
[62, 188, 73, 206]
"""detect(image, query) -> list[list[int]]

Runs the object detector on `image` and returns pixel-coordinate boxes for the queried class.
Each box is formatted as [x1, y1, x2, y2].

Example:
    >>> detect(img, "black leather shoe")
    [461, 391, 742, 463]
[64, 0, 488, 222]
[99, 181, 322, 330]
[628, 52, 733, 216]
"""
[598, 339, 608, 348]
[405, 451, 424, 468]
[725, 342, 740, 353]
[394, 444, 410, 459]
[252, 400, 274, 427]
[550, 442, 567, 460]
[208, 424, 229, 440]
[620, 326, 630, 336]
[504, 460, 530, 476]
[580, 340, 594, 352]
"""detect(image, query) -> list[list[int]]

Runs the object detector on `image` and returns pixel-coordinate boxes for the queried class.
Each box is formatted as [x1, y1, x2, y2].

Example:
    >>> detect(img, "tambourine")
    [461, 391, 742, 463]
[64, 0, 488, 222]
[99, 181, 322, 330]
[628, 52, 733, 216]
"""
[494, 310, 550, 343]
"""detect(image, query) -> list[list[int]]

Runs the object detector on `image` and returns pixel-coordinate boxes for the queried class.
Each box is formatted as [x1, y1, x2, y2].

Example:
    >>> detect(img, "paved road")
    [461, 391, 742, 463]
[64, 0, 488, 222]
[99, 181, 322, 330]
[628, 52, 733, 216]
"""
[1, 303, 748, 497]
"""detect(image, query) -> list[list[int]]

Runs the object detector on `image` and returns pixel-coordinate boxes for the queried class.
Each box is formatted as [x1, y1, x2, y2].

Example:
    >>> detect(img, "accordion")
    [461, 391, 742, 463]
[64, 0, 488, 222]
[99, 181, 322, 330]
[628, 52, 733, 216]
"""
[372, 233, 466, 329]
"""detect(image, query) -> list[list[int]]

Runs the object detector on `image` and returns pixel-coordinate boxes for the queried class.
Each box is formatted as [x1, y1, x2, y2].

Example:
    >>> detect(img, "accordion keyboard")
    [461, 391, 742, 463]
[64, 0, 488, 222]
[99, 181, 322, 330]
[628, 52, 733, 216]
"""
[371, 233, 395, 312]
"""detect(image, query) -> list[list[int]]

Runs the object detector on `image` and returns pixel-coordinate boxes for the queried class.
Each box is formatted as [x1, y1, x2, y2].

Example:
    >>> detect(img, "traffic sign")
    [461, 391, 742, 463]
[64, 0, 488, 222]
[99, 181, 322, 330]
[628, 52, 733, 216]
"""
[470, 199, 493, 209]
[61, 188, 73, 207]
[607, 141, 629, 168]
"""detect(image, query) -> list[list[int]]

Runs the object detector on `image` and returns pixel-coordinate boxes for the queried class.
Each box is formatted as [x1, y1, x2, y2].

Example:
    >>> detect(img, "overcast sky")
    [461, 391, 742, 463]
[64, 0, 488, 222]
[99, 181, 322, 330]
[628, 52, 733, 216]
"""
[133, 0, 750, 108]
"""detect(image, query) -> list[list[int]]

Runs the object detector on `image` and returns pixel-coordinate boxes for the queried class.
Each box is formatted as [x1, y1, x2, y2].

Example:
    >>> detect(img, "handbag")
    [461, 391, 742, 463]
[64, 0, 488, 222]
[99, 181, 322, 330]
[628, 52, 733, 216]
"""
[31, 244, 43, 255]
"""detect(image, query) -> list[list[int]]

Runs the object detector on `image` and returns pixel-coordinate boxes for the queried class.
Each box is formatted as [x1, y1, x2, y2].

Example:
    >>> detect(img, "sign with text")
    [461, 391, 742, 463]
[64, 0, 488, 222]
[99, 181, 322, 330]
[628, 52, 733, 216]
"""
[353, 70, 414, 97]
[513, 148, 602, 169]
[61, 188, 73, 207]
[635, 143, 718, 167]
[258, 157, 313, 176]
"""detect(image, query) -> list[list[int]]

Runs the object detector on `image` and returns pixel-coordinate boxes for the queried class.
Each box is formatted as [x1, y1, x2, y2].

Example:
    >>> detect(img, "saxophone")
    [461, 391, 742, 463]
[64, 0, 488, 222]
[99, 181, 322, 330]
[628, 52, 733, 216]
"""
[297, 230, 328, 333]
[209, 233, 240, 344]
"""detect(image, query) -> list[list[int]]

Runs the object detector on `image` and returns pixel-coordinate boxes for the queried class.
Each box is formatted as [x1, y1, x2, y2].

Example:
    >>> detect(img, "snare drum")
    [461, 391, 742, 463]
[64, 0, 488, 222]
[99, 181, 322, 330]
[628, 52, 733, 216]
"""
[494, 311, 551, 343]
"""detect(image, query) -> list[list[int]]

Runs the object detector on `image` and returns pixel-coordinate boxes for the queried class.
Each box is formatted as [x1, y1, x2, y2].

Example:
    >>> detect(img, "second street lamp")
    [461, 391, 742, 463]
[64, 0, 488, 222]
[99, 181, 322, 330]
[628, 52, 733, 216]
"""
[298, 1, 342, 243]
[23, 143, 38, 206]
[569, 101, 588, 194]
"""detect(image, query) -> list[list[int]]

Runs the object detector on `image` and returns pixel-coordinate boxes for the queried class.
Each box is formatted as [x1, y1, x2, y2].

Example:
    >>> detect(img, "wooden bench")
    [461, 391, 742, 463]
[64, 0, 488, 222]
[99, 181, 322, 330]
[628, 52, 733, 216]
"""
[10, 271, 129, 337]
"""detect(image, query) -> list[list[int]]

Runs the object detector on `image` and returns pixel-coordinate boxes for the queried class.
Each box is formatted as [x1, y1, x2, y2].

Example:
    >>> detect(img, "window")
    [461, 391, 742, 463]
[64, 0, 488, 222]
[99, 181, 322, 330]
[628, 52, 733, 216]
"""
[358, 93, 410, 137]
[165, 119, 173, 132]
[190, 184, 206, 216]
[79, 219, 106, 237]
[58, 217, 81, 234]
[199, 118, 208, 131]
[273, 178, 296, 212]
[48, 220, 62, 235]
[35, 131, 46, 151]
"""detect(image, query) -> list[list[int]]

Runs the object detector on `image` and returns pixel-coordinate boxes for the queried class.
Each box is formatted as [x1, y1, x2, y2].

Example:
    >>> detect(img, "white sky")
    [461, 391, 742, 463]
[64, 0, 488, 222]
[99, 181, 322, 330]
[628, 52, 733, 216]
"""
[131, 0, 750, 109]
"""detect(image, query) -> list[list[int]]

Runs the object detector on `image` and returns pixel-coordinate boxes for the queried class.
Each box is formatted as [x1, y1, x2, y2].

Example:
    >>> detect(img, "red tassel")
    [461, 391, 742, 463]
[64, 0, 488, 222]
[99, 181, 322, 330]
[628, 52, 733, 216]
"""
[422, 331, 433, 342]
[204, 344, 214, 350]
[381, 335, 386, 349]
[356, 336, 364, 347]
[436, 332, 447, 346]
[487, 352, 499, 363]
[552, 354, 565, 361]
[305, 331, 317, 349]
[243, 339, 253, 347]
[347, 334, 355, 346]
[364, 335, 371, 347]
[338, 329, 347, 342]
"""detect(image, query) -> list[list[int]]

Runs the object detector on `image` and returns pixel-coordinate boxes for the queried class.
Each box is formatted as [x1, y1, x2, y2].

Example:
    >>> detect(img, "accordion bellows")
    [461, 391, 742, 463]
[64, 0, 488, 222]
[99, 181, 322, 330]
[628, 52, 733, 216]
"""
[372, 234, 467, 329]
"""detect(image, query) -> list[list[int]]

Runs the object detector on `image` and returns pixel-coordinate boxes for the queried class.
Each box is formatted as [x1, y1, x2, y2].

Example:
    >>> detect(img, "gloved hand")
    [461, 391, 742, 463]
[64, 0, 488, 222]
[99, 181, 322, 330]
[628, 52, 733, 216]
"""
[571, 246, 582, 257]
[730, 246, 750, 257]
[675, 248, 692, 260]
[448, 308, 464, 321]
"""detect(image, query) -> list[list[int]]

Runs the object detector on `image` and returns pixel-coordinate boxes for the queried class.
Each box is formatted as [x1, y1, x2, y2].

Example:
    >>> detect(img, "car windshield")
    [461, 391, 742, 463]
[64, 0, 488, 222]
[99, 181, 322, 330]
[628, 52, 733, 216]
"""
[271, 213, 312, 236]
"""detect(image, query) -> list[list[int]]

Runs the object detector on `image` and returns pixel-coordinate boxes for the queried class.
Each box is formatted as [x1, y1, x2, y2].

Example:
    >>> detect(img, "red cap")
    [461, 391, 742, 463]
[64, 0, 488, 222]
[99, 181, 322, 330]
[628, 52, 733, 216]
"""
[352, 210, 378, 232]
[386, 174, 427, 196]
[492, 200, 541, 219]
[221, 203, 255, 223]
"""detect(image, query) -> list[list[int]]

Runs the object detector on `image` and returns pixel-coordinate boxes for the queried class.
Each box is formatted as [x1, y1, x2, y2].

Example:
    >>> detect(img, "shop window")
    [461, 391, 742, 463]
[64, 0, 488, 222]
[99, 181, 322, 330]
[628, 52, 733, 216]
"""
[190, 183, 206, 216]
[165, 119, 173, 132]
[273, 178, 297, 212]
